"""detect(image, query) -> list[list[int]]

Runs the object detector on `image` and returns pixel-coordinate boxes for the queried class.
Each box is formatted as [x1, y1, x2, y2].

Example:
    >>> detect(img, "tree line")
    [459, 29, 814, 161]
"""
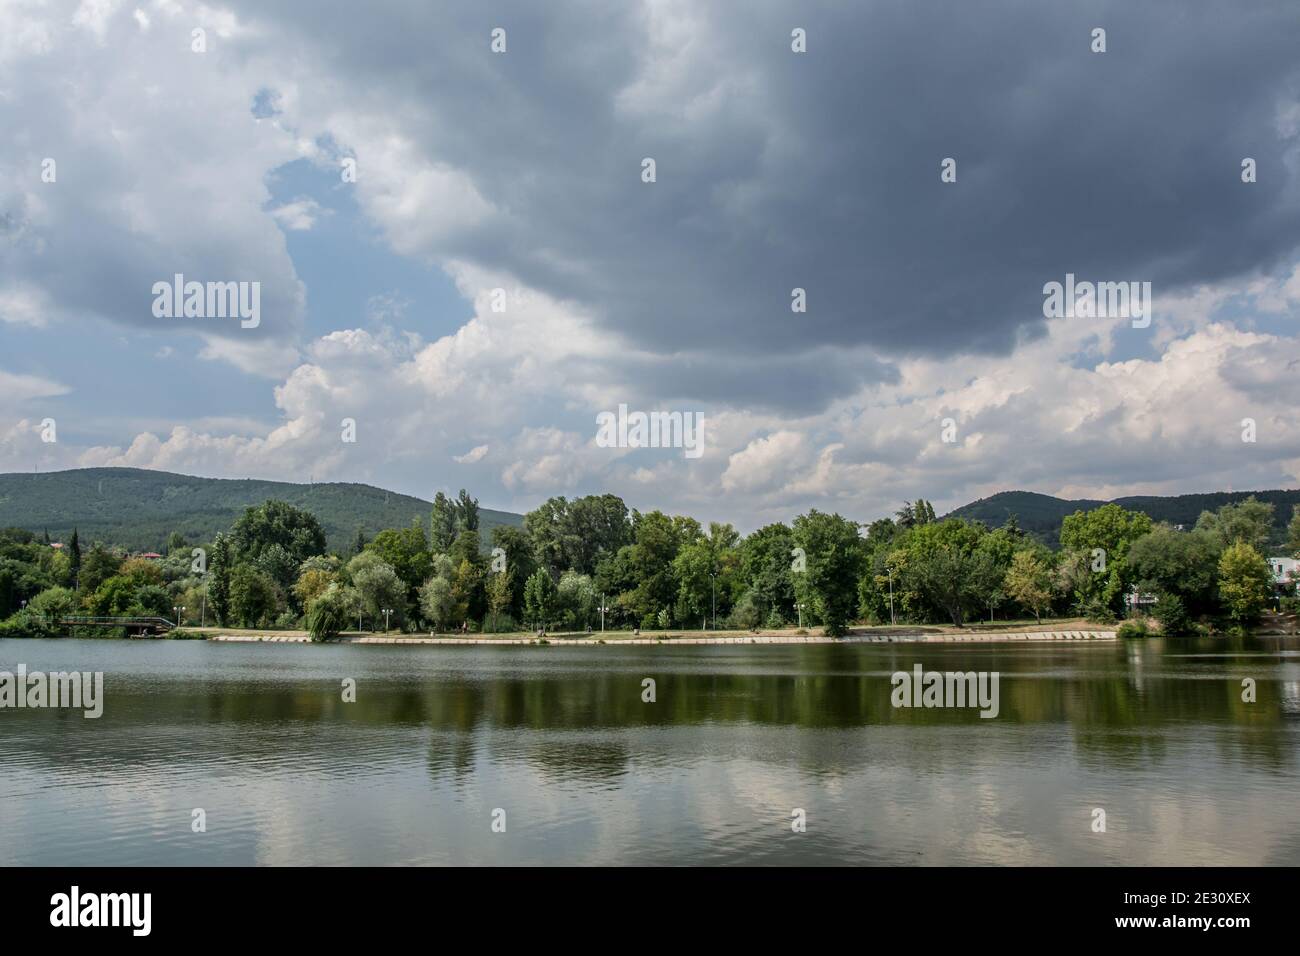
[0, 490, 1295, 640]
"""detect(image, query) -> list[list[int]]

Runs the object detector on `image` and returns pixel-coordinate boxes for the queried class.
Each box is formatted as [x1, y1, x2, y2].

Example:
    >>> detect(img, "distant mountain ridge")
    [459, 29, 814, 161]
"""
[946, 488, 1300, 548]
[4, 468, 1295, 555]
[0, 468, 523, 552]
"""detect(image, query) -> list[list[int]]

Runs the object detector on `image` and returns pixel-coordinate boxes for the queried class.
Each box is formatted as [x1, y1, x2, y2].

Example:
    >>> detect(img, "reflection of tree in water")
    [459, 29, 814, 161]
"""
[426, 730, 478, 785]
[522, 740, 631, 783]
[24, 639, 1296, 782]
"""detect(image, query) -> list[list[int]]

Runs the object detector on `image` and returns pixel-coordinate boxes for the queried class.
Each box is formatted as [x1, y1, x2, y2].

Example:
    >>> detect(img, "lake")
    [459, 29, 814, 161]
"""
[1, 636, 1298, 865]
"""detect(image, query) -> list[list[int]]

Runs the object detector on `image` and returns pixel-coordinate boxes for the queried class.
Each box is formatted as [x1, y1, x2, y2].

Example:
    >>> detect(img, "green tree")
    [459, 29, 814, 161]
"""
[28, 585, 77, 621]
[1196, 497, 1275, 555]
[450, 558, 482, 625]
[293, 567, 337, 608]
[673, 539, 718, 627]
[230, 500, 327, 565]
[79, 544, 123, 596]
[729, 589, 763, 629]
[228, 565, 280, 628]
[523, 494, 634, 577]
[347, 551, 405, 629]
[568, 495, 634, 574]
[740, 523, 797, 624]
[484, 567, 515, 632]
[1004, 549, 1054, 623]
[900, 519, 987, 626]
[87, 575, 138, 616]
[1059, 504, 1153, 612]
[254, 543, 300, 593]
[1217, 541, 1273, 625]
[594, 545, 640, 628]
[456, 489, 480, 533]
[491, 525, 536, 618]
[132, 583, 173, 619]
[1152, 592, 1191, 636]
[306, 585, 351, 642]
[524, 568, 558, 628]
[557, 570, 597, 629]
[524, 497, 568, 575]
[968, 549, 1007, 622]
[366, 523, 433, 601]
[1126, 525, 1222, 617]
[208, 533, 232, 626]
[68, 528, 81, 589]
[430, 493, 458, 554]
[418, 571, 458, 632]
[791, 510, 864, 636]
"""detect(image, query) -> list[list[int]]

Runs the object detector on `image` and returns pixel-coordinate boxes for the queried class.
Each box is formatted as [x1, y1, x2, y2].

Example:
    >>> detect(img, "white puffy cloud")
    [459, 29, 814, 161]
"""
[269, 198, 326, 232]
[453, 444, 489, 465]
[721, 431, 805, 494]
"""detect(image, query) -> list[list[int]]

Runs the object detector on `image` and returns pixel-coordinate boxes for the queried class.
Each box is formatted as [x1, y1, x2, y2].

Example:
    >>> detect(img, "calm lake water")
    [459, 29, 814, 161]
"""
[2, 636, 1298, 866]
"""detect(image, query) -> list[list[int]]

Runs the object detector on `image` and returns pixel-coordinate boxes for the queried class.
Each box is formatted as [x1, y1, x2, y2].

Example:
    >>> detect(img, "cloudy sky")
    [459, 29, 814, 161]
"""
[2, 0, 1300, 530]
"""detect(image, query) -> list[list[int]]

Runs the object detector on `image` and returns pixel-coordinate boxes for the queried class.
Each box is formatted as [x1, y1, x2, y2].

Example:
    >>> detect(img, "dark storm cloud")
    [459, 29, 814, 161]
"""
[239, 0, 1298, 392]
[191, 1, 1300, 406]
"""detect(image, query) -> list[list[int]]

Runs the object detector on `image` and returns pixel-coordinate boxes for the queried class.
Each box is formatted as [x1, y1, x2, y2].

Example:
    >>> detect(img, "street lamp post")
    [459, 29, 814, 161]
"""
[599, 595, 609, 632]
[382, 607, 393, 633]
[796, 602, 805, 629]
[173, 605, 186, 627]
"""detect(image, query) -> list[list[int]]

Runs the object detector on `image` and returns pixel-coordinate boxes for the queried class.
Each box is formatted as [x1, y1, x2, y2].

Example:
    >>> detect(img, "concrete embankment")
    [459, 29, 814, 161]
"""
[206, 629, 1116, 646]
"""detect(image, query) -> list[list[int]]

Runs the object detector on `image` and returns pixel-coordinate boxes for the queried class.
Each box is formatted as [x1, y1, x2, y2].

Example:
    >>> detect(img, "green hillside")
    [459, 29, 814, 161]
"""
[947, 488, 1300, 549]
[0, 468, 522, 552]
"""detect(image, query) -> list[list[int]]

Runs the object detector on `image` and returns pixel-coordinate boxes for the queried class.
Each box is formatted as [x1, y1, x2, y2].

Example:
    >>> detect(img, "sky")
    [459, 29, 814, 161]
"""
[2, 0, 1300, 532]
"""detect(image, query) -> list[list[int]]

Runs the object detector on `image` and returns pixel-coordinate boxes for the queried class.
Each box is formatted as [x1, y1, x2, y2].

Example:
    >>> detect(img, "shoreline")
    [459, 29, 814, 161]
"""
[205, 628, 1118, 646]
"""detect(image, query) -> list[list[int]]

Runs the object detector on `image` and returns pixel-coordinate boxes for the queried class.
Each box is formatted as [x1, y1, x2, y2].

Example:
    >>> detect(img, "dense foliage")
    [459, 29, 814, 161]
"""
[0, 489, 1293, 639]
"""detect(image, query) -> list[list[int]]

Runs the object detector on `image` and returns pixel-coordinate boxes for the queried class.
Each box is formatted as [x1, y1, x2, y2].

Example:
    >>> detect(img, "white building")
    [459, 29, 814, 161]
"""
[1267, 557, 1298, 586]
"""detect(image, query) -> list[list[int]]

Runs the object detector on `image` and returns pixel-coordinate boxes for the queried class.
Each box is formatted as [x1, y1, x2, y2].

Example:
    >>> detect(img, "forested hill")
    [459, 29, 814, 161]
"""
[5, 468, 1297, 555]
[0, 468, 523, 552]
[946, 489, 1300, 548]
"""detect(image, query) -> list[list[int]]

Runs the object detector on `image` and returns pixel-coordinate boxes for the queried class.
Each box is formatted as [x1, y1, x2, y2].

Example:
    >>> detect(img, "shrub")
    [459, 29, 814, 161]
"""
[28, 586, 76, 621]
[1116, 619, 1149, 639]
[1080, 599, 1117, 625]
[0, 610, 55, 638]
[728, 590, 762, 630]
[481, 611, 517, 634]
